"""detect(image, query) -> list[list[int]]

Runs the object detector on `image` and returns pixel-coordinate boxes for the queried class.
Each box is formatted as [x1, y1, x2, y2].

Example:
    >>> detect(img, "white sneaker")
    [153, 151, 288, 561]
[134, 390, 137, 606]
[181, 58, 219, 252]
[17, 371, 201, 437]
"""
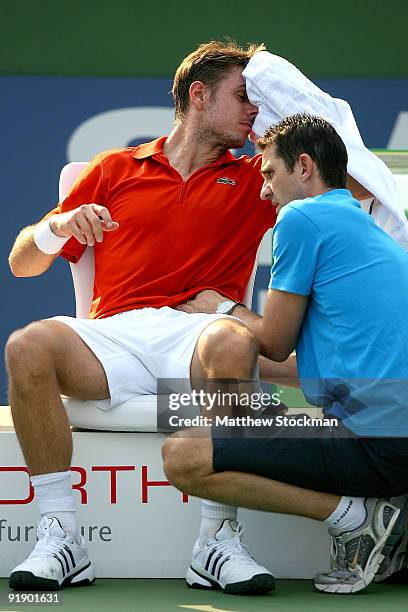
[186, 520, 275, 594]
[9, 517, 95, 591]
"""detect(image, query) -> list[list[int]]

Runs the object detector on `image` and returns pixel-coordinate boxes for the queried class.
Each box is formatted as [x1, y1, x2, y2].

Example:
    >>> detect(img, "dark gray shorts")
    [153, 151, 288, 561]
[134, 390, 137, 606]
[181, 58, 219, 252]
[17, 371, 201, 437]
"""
[212, 414, 408, 497]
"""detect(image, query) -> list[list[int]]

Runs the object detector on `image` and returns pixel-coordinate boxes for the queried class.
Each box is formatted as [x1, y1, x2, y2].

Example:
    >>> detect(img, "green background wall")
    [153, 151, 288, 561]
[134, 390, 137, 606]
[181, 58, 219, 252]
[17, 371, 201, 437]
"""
[1, 0, 408, 77]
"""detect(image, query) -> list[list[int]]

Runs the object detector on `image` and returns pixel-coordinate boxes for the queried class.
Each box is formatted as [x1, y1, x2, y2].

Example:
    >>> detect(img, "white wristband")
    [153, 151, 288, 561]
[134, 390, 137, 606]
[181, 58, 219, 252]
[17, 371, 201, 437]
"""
[33, 220, 70, 255]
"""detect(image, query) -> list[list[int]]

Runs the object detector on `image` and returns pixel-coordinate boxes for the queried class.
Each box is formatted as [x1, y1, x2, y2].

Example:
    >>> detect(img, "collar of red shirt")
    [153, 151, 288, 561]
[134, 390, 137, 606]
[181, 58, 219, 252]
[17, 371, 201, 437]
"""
[132, 136, 240, 166]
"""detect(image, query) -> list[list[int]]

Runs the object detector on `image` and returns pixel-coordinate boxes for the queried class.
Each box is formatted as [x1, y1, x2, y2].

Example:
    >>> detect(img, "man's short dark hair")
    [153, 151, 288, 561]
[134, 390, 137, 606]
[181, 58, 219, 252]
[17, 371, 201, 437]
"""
[257, 113, 348, 189]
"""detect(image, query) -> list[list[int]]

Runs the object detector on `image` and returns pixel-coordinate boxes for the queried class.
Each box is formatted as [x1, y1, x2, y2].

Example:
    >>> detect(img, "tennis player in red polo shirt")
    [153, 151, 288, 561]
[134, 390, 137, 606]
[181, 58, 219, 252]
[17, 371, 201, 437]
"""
[7, 40, 282, 593]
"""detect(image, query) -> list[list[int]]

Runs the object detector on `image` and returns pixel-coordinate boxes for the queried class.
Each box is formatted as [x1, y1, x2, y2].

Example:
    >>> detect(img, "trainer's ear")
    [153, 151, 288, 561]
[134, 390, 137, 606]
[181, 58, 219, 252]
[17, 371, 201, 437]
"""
[298, 153, 314, 183]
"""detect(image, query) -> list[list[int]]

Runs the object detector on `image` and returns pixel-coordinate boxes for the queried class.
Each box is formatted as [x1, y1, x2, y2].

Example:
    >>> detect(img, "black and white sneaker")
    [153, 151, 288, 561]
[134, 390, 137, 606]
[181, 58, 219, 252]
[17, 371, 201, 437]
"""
[186, 519, 275, 595]
[314, 498, 402, 594]
[374, 494, 408, 583]
[9, 517, 94, 591]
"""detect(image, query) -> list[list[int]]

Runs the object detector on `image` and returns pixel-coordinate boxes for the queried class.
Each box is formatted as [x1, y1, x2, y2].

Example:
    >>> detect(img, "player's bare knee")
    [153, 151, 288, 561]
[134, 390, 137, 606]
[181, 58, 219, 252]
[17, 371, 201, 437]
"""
[5, 322, 57, 377]
[198, 319, 259, 376]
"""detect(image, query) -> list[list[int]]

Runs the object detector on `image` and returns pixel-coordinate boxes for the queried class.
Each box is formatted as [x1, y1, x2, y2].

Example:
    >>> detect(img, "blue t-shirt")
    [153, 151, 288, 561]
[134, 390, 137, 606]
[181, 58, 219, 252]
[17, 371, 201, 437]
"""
[269, 189, 408, 436]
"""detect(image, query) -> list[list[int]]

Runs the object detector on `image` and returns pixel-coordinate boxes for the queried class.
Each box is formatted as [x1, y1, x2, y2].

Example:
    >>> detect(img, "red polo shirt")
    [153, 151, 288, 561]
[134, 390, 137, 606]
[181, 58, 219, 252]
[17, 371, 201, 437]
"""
[45, 137, 276, 318]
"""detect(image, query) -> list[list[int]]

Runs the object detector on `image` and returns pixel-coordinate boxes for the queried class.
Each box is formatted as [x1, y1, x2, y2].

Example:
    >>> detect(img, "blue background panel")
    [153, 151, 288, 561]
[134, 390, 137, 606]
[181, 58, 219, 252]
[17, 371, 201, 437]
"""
[2, 76, 408, 403]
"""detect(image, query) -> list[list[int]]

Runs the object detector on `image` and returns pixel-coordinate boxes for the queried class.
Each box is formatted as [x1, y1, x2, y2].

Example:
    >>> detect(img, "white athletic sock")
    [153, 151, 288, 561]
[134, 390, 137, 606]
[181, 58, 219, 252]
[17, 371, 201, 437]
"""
[31, 471, 79, 540]
[325, 496, 367, 534]
[199, 500, 237, 538]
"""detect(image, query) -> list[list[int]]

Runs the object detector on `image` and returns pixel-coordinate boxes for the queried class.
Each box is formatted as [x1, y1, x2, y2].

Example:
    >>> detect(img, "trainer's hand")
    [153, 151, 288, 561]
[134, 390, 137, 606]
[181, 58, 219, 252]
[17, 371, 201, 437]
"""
[176, 290, 226, 314]
[49, 204, 119, 246]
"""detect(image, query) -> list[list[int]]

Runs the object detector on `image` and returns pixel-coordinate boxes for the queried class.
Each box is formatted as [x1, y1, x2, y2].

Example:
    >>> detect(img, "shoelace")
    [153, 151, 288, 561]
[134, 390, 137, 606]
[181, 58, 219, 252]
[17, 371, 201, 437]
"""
[326, 537, 362, 580]
[209, 523, 258, 569]
[27, 524, 75, 561]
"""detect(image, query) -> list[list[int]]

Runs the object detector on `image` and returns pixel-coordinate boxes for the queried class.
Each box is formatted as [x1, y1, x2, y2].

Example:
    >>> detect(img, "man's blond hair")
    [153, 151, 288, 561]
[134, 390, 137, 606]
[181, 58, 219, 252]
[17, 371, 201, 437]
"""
[172, 39, 265, 122]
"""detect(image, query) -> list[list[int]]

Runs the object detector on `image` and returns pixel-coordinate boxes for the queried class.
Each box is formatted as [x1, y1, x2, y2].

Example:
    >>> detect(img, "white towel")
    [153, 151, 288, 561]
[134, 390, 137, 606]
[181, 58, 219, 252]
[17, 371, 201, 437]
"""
[243, 51, 408, 250]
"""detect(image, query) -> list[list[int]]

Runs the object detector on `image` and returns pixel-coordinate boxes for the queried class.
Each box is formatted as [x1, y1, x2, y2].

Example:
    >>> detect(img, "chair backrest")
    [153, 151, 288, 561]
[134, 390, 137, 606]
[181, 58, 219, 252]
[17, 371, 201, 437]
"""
[59, 162, 263, 317]
[59, 162, 94, 318]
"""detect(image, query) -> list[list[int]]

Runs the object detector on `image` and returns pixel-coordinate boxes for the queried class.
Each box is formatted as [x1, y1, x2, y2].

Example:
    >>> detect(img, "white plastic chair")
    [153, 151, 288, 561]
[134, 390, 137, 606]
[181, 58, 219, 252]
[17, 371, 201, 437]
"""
[61, 162, 262, 432]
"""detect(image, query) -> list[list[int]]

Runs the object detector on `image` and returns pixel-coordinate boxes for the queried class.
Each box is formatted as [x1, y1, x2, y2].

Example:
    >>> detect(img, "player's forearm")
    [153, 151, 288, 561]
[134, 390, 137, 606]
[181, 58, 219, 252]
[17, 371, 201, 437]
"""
[259, 354, 299, 388]
[9, 225, 58, 277]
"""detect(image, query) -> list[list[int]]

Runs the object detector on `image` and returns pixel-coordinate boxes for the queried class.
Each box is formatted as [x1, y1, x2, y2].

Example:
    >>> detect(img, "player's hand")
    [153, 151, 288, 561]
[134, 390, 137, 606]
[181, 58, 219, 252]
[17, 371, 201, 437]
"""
[49, 204, 119, 246]
[175, 290, 226, 314]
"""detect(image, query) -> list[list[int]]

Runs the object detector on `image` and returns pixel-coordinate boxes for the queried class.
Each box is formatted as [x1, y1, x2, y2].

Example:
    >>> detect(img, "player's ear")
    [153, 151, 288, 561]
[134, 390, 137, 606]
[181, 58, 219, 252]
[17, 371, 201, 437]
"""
[189, 81, 209, 111]
[299, 153, 314, 182]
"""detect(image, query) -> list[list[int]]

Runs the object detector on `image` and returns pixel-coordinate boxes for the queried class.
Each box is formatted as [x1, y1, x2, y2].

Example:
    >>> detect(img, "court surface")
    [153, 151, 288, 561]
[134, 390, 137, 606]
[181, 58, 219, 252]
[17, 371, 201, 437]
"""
[1, 579, 408, 611]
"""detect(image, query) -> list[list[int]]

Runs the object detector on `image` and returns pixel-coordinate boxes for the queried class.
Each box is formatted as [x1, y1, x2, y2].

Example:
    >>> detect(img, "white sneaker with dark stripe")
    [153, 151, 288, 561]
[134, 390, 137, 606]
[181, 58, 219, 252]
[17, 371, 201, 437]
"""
[9, 517, 94, 591]
[186, 520, 275, 595]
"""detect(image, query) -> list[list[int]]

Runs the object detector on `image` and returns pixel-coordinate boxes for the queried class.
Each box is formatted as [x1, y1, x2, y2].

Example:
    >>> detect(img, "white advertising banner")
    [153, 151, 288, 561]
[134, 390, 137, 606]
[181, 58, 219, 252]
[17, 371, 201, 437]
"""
[0, 428, 329, 579]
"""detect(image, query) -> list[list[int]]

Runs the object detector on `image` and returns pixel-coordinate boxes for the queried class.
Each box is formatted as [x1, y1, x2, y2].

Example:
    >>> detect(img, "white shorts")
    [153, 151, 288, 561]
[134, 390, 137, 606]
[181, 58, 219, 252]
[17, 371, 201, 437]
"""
[51, 307, 230, 410]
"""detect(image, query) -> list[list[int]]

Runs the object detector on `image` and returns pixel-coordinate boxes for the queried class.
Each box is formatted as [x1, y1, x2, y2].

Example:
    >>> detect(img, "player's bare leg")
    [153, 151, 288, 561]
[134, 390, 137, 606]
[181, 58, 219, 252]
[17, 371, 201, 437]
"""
[190, 317, 259, 384]
[190, 317, 261, 422]
[6, 320, 109, 475]
[184, 319, 275, 594]
[5, 319, 109, 591]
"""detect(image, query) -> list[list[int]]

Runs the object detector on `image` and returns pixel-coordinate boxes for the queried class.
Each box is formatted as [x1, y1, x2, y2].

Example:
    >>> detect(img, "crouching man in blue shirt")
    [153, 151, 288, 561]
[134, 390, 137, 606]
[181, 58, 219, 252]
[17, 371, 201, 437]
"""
[163, 113, 408, 594]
